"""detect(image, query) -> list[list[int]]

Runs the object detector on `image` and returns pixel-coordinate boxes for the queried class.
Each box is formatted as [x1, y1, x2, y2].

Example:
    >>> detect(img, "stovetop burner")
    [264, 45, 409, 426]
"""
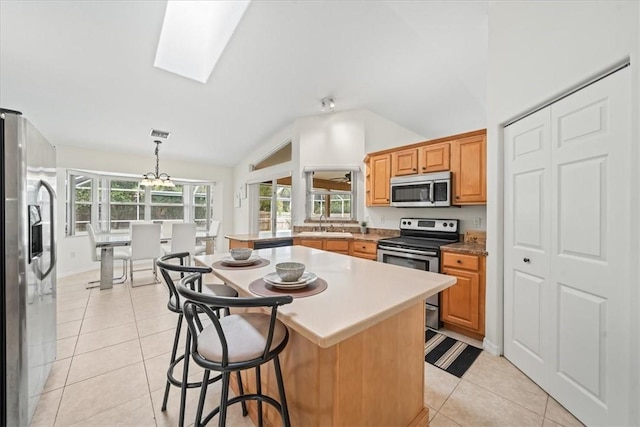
[377, 218, 460, 252]
[377, 236, 454, 251]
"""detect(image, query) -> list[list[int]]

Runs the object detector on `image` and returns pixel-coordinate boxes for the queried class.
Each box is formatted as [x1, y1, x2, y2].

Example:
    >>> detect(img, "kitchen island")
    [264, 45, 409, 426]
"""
[195, 246, 456, 426]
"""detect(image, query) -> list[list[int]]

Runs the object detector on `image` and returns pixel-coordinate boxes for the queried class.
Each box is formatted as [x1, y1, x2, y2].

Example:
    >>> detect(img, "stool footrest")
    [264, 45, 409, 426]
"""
[202, 393, 282, 426]
[166, 354, 222, 389]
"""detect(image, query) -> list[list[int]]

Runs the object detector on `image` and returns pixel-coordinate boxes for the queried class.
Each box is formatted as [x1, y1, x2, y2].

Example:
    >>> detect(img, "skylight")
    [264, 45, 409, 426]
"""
[154, 0, 250, 84]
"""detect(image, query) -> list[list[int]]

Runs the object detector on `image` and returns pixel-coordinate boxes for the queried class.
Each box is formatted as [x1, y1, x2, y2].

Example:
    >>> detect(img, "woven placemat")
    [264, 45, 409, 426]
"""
[248, 277, 328, 298]
[212, 258, 270, 270]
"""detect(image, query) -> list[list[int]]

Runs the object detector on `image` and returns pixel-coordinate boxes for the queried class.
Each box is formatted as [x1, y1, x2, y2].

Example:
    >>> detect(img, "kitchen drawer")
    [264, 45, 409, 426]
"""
[442, 252, 479, 270]
[298, 239, 324, 250]
[325, 240, 350, 252]
[351, 240, 378, 260]
[351, 241, 377, 255]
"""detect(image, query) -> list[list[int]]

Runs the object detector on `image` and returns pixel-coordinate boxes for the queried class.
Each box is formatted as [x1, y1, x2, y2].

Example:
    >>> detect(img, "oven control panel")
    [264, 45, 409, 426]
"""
[399, 218, 458, 233]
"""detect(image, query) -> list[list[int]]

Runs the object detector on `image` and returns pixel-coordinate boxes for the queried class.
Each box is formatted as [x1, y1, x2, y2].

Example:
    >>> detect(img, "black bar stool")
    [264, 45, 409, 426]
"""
[156, 252, 247, 427]
[177, 272, 293, 427]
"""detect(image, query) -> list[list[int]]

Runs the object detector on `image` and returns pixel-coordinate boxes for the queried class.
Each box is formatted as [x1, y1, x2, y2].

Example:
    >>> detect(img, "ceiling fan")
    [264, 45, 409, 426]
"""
[329, 172, 352, 183]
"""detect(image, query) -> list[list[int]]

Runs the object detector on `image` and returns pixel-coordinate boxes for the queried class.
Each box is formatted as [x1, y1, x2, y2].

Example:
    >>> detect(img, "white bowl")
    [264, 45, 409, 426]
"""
[275, 262, 306, 282]
[230, 248, 253, 260]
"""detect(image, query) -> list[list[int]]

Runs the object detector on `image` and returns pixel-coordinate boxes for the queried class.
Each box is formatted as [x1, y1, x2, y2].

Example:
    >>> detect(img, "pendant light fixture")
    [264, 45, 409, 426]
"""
[140, 140, 175, 187]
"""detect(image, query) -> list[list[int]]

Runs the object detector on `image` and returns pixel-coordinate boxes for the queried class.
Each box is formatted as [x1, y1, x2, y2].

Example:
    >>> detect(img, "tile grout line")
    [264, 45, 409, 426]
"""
[130, 278, 161, 426]
[455, 377, 547, 421]
[51, 276, 91, 427]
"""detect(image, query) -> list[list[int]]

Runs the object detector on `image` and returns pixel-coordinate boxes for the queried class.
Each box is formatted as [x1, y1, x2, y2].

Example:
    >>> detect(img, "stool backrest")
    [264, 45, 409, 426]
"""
[156, 252, 212, 311]
[177, 273, 293, 367]
[131, 223, 162, 261]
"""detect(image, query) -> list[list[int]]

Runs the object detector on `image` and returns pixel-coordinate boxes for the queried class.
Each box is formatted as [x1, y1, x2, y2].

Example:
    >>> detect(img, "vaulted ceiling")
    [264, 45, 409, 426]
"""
[0, 1, 487, 166]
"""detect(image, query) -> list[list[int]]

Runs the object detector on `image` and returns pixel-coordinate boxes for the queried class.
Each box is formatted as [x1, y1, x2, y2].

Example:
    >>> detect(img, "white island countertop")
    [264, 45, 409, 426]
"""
[195, 245, 456, 348]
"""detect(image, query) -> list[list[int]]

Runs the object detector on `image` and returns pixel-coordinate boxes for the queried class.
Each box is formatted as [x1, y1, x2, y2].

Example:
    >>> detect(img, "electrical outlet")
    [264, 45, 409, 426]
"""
[380, 215, 385, 224]
[472, 217, 482, 229]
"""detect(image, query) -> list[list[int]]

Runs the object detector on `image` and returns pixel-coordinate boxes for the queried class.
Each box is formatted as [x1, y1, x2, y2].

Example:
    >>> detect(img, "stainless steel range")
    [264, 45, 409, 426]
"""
[377, 218, 459, 330]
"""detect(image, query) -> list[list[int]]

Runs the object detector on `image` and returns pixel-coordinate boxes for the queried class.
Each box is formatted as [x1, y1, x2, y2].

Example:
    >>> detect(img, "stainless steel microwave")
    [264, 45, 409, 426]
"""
[390, 171, 451, 207]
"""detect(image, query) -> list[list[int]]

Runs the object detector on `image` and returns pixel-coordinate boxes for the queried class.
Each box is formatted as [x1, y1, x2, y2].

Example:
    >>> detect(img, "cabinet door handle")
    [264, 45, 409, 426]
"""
[523, 257, 530, 263]
[413, 168, 417, 171]
[456, 259, 462, 264]
[422, 167, 426, 170]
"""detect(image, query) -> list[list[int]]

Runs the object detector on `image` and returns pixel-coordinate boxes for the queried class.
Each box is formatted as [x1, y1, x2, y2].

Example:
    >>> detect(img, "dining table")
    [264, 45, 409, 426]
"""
[194, 246, 456, 426]
[93, 230, 213, 290]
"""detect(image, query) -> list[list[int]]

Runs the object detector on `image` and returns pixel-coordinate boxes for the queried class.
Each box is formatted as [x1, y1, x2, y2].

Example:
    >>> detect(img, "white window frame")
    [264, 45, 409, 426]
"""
[66, 169, 215, 235]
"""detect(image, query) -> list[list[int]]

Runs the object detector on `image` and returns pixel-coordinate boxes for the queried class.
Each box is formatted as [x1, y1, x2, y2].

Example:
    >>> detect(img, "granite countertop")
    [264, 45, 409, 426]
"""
[441, 242, 488, 256]
[225, 231, 396, 243]
[195, 246, 456, 347]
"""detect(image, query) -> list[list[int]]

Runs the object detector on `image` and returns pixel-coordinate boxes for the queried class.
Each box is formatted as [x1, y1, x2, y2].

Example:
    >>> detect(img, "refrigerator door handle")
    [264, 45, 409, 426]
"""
[35, 179, 56, 280]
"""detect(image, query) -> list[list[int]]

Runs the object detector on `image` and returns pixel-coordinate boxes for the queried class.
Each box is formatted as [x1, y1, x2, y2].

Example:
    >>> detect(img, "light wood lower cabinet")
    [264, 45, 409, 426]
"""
[324, 239, 349, 255]
[296, 238, 324, 250]
[440, 252, 485, 340]
[294, 238, 349, 255]
[350, 240, 377, 260]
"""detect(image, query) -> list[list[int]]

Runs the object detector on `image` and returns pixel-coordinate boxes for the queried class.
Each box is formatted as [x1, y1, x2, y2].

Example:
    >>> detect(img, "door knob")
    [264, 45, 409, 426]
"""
[523, 257, 530, 263]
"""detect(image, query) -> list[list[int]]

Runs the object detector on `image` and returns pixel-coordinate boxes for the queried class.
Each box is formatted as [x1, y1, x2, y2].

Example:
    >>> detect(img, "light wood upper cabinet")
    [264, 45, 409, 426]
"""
[368, 153, 391, 206]
[418, 142, 450, 173]
[450, 134, 486, 204]
[364, 129, 486, 206]
[391, 148, 418, 177]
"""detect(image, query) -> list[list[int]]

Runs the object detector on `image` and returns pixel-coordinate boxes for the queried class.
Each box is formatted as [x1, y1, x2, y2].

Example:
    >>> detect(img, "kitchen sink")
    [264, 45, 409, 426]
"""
[297, 231, 353, 238]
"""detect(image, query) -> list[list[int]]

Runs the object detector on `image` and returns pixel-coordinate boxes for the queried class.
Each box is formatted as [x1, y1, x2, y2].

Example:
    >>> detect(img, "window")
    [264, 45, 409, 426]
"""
[108, 179, 145, 230]
[193, 185, 211, 229]
[305, 169, 357, 221]
[256, 177, 292, 233]
[68, 174, 94, 234]
[151, 185, 184, 221]
[66, 170, 215, 235]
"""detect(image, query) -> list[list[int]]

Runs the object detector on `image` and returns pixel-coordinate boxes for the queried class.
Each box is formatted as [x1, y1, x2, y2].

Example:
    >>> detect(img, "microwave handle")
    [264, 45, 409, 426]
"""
[429, 182, 434, 203]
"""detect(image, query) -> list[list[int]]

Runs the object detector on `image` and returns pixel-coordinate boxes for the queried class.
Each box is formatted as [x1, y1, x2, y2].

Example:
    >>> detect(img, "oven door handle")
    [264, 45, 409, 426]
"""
[377, 245, 438, 257]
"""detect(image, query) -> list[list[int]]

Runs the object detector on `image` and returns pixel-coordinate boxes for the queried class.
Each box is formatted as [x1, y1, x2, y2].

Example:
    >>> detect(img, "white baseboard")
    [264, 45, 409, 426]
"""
[482, 337, 502, 356]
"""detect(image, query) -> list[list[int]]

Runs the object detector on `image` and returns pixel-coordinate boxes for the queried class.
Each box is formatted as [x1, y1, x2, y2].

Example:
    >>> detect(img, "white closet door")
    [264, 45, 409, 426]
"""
[548, 67, 631, 425]
[504, 108, 552, 389]
[504, 67, 631, 426]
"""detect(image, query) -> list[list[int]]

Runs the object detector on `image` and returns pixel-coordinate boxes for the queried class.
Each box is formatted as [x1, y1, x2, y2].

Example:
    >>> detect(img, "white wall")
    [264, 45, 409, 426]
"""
[486, 1, 640, 388]
[233, 123, 297, 234]
[55, 144, 234, 276]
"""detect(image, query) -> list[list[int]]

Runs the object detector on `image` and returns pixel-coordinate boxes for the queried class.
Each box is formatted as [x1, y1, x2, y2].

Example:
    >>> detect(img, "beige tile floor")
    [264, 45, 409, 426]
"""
[31, 268, 585, 427]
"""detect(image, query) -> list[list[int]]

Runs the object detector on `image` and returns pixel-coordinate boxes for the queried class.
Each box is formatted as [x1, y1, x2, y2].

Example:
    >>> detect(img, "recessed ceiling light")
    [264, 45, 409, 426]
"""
[154, 0, 251, 84]
[321, 97, 335, 112]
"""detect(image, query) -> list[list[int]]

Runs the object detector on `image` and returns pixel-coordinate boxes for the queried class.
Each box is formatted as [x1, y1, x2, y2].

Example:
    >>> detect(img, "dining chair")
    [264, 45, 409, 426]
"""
[162, 222, 197, 257]
[86, 223, 129, 286]
[195, 220, 220, 255]
[177, 273, 293, 427]
[129, 223, 162, 286]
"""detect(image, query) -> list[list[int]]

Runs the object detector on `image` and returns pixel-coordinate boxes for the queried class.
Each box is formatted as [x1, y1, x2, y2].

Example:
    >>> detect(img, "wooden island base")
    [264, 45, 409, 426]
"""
[230, 301, 428, 427]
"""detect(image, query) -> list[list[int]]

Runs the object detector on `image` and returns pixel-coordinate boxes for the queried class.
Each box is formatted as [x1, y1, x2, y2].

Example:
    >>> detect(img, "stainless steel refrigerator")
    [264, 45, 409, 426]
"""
[1, 109, 57, 426]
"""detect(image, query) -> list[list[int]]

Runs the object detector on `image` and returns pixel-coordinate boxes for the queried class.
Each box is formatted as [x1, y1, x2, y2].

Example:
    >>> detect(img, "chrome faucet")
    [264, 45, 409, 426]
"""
[318, 213, 326, 232]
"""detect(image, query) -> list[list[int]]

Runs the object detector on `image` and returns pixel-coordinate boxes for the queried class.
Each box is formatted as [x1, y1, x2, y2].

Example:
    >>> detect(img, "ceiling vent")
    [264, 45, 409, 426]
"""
[150, 129, 171, 139]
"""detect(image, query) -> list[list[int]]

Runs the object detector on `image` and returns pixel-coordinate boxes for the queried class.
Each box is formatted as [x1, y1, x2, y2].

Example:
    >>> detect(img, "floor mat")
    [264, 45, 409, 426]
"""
[425, 329, 482, 378]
